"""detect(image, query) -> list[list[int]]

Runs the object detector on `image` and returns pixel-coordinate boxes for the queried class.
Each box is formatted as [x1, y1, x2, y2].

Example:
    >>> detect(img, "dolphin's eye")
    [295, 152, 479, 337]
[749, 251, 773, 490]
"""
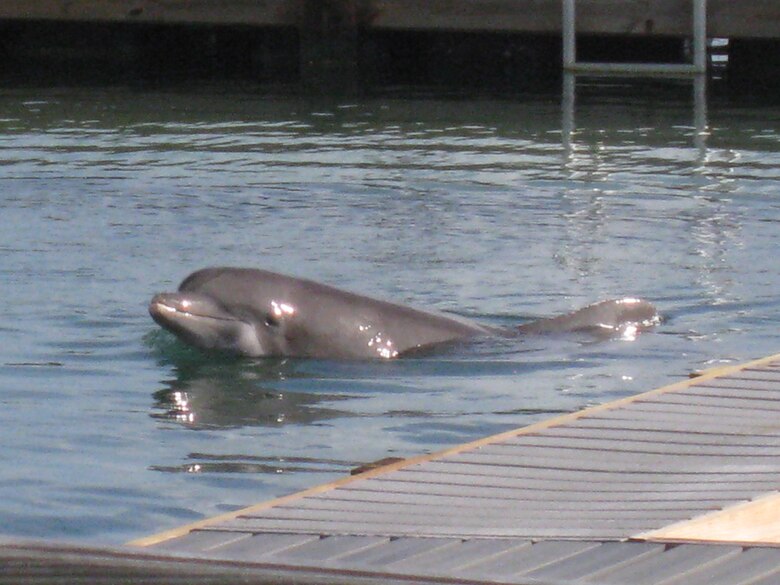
[264, 313, 281, 328]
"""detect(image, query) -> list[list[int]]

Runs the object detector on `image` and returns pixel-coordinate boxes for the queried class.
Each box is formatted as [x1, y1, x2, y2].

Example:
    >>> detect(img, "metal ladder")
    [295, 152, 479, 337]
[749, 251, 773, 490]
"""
[562, 0, 708, 76]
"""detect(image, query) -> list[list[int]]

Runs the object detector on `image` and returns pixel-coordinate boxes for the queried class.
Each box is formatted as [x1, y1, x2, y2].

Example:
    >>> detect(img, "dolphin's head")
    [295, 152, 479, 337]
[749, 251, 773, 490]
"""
[150, 268, 316, 357]
[149, 291, 280, 356]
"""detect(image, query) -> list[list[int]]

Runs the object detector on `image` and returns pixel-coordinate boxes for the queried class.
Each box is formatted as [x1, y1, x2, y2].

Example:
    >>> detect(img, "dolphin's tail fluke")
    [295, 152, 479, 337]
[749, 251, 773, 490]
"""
[516, 298, 661, 340]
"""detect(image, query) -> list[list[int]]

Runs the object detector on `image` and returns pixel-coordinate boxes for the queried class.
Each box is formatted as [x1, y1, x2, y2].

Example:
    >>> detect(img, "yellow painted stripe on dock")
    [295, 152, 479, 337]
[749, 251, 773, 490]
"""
[129, 352, 780, 548]
[638, 491, 780, 546]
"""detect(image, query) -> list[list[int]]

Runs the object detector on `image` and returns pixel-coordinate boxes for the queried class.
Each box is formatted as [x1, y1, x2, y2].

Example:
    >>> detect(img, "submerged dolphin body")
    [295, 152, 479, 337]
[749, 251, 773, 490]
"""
[149, 267, 660, 360]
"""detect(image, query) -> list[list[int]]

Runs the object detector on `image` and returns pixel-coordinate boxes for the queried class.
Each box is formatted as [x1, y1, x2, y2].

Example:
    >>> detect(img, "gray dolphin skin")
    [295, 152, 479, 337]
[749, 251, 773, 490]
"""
[149, 267, 660, 360]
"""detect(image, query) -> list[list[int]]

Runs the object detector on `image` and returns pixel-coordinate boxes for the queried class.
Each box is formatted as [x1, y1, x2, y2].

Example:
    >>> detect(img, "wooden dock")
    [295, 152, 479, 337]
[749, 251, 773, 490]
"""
[2, 1, 780, 90]
[7, 353, 780, 583]
[2, 1, 780, 39]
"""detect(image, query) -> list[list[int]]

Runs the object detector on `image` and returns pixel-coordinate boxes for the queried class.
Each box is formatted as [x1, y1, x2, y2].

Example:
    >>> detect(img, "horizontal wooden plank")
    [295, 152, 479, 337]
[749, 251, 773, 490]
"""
[201, 517, 659, 539]
[273, 535, 389, 563]
[696, 378, 780, 391]
[480, 440, 780, 459]
[327, 536, 461, 568]
[0, 0, 295, 26]
[327, 485, 757, 504]
[687, 548, 780, 585]
[391, 461, 780, 490]
[150, 529, 251, 553]
[729, 369, 780, 381]
[582, 543, 742, 585]
[537, 425, 780, 446]
[193, 532, 326, 562]
[595, 403, 780, 422]
[281, 495, 719, 516]
[382, 537, 530, 573]
[453, 540, 602, 579]
[526, 541, 665, 582]
[339, 477, 776, 501]
[439, 456, 780, 477]
[239, 505, 687, 525]
[0, 0, 779, 38]
[443, 452, 780, 474]
[679, 385, 780, 400]
[492, 435, 780, 457]
[370, 0, 562, 33]
[637, 393, 780, 411]
[577, 413, 780, 434]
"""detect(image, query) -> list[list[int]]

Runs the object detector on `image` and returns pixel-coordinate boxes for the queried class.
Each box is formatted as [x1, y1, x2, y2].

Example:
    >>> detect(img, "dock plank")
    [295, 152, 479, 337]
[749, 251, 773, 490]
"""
[333, 480, 776, 507]
[244, 504, 688, 523]
[150, 529, 252, 553]
[453, 540, 603, 580]
[488, 436, 780, 457]
[200, 518, 653, 539]
[329, 484, 770, 504]
[191, 531, 324, 562]
[379, 538, 528, 574]
[585, 543, 742, 585]
[524, 540, 664, 582]
[272, 535, 389, 564]
[327, 537, 457, 568]
[526, 424, 780, 446]
[695, 548, 780, 585]
[290, 493, 720, 513]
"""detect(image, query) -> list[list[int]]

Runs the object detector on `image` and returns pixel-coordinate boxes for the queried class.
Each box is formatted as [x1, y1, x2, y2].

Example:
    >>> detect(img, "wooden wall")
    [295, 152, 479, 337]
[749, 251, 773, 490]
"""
[0, 1, 778, 39]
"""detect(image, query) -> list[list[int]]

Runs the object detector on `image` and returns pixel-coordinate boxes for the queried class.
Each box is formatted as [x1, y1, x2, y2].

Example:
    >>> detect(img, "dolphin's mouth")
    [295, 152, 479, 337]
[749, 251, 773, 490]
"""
[149, 295, 238, 323]
[150, 300, 224, 320]
[149, 292, 265, 356]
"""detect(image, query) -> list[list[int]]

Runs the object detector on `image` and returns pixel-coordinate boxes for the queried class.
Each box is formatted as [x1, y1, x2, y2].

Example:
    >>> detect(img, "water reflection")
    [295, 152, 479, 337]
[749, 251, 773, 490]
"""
[150, 349, 354, 430]
[561, 72, 709, 170]
[150, 453, 354, 475]
[681, 197, 742, 308]
[3, 82, 780, 544]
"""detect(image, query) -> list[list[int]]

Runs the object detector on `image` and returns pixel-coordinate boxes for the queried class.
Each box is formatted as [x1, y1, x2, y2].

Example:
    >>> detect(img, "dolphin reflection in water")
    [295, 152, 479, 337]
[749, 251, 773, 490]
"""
[149, 267, 661, 360]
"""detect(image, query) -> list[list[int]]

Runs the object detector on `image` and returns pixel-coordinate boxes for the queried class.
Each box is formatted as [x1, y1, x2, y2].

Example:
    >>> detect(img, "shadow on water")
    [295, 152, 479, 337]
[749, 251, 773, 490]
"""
[146, 329, 357, 430]
[144, 323, 607, 434]
[149, 453, 357, 475]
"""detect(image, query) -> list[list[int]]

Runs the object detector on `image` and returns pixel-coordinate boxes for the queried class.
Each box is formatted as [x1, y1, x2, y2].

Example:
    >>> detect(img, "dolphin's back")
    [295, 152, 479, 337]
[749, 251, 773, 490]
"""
[516, 298, 660, 337]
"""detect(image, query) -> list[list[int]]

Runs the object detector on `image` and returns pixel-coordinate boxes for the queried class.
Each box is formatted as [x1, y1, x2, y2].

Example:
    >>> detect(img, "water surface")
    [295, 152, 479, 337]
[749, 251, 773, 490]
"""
[1, 84, 779, 543]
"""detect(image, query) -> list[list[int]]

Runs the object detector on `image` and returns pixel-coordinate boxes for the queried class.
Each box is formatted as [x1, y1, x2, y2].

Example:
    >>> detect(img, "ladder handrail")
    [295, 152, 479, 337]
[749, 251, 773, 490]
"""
[563, 0, 708, 76]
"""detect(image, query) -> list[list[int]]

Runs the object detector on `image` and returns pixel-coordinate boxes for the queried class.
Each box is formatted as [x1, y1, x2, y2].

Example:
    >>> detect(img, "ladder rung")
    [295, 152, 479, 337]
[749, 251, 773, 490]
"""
[565, 62, 704, 77]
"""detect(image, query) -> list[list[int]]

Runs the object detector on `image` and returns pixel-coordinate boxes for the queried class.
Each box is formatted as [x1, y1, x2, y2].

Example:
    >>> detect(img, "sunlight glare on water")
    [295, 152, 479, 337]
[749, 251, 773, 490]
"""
[0, 85, 779, 543]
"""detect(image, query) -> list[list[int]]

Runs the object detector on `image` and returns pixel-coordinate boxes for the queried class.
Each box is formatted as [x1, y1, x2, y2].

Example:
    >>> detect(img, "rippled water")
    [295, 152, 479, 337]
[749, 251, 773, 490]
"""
[0, 84, 779, 543]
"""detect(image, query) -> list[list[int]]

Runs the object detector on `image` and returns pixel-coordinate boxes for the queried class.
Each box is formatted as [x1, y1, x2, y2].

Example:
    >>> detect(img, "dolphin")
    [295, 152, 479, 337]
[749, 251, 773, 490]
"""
[149, 267, 660, 360]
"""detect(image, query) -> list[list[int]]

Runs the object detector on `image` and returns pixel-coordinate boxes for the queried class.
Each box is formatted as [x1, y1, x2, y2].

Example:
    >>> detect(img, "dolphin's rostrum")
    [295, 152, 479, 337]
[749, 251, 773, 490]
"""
[149, 267, 660, 359]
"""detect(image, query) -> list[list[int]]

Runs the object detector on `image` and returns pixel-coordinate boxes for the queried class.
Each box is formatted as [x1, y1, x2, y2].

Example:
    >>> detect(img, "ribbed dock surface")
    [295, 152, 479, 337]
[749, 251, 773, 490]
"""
[116, 353, 780, 584]
[5, 354, 780, 584]
[4, 537, 780, 585]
